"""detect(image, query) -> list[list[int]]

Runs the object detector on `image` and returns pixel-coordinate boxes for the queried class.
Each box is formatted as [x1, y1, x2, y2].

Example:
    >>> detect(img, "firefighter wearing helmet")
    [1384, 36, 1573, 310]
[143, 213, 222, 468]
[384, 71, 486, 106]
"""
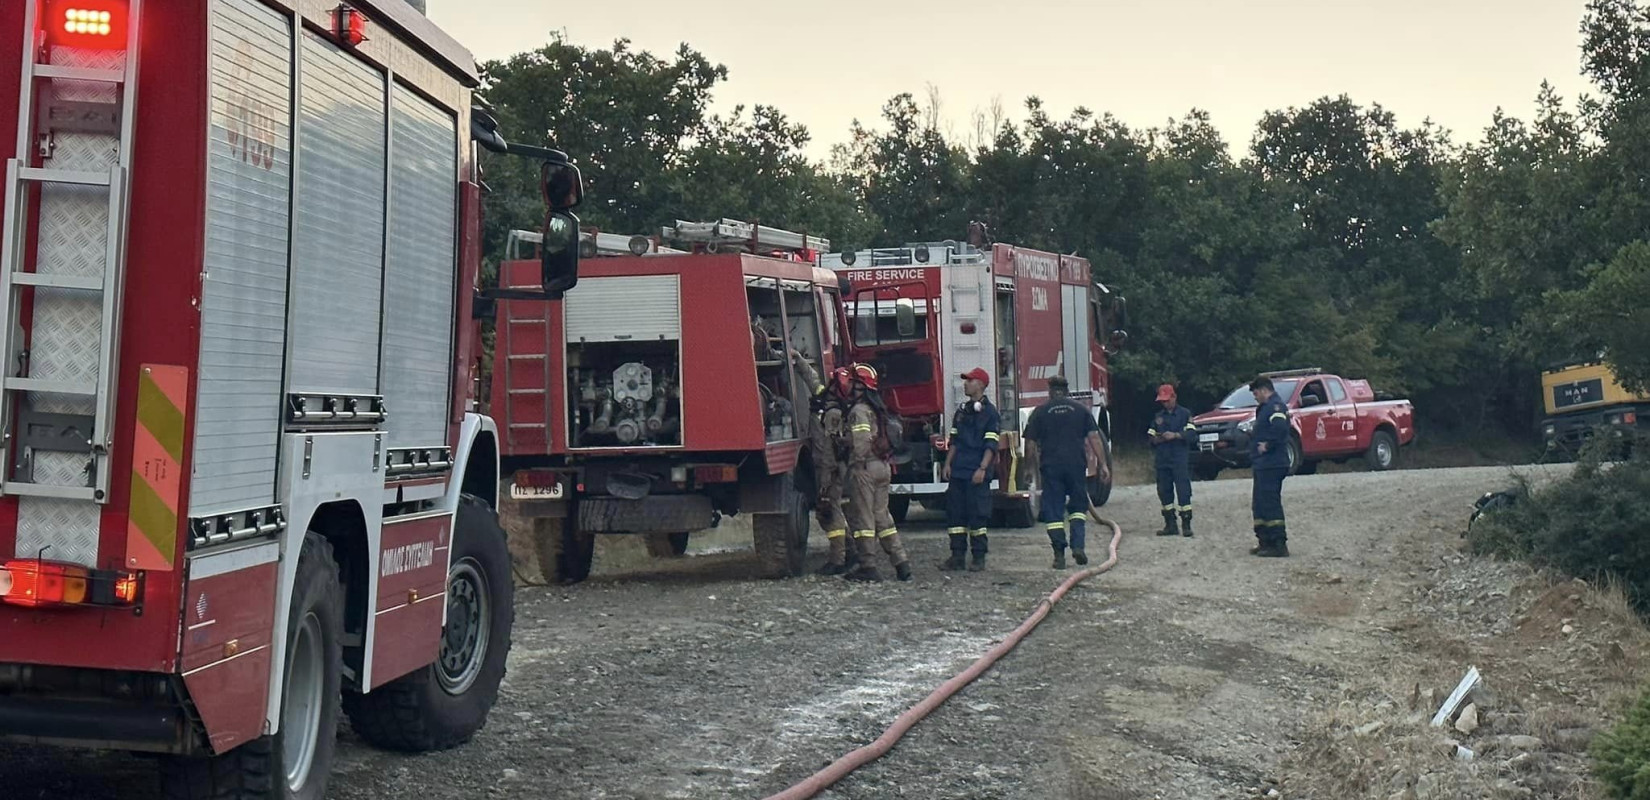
[842, 363, 912, 582]
[789, 351, 857, 575]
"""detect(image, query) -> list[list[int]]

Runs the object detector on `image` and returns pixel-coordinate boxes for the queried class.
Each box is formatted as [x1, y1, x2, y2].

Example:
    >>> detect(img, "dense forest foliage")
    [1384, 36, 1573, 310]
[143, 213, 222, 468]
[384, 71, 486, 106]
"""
[476, 0, 1650, 440]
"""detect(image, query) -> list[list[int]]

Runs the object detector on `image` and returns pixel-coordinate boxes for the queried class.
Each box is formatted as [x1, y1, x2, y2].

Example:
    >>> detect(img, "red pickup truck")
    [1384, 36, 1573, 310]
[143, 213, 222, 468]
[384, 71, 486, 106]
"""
[1188, 369, 1417, 480]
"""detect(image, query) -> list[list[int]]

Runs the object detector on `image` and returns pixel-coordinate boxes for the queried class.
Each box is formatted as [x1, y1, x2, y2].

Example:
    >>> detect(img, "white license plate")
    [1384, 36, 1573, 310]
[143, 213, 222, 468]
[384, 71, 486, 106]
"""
[509, 482, 564, 501]
[1199, 433, 1220, 443]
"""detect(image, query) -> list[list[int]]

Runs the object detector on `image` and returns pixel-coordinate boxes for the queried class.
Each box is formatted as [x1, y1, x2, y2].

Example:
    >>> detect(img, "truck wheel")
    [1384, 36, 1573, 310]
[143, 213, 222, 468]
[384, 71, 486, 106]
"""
[533, 516, 595, 584]
[644, 532, 690, 558]
[1286, 436, 1304, 476]
[1193, 464, 1223, 482]
[162, 534, 343, 800]
[1086, 430, 1114, 508]
[343, 495, 514, 753]
[888, 495, 910, 526]
[1366, 430, 1399, 471]
[1297, 460, 1320, 476]
[753, 474, 809, 578]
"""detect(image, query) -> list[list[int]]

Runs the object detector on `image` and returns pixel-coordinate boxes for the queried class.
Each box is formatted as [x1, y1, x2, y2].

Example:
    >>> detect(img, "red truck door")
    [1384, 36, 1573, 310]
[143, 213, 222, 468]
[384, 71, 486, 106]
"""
[848, 282, 940, 415]
[1295, 377, 1336, 458]
[1324, 376, 1359, 451]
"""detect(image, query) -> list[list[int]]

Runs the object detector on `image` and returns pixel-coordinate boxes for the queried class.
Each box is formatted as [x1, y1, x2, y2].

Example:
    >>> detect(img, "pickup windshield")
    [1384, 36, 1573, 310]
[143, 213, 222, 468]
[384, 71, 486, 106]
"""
[1219, 379, 1301, 409]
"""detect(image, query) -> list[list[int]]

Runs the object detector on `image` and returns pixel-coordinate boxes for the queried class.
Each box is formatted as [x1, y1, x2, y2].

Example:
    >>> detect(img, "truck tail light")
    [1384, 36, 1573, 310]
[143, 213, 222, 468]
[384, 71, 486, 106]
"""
[0, 560, 142, 609]
[1625, 412, 1638, 426]
[45, 0, 128, 49]
[692, 465, 738, 484]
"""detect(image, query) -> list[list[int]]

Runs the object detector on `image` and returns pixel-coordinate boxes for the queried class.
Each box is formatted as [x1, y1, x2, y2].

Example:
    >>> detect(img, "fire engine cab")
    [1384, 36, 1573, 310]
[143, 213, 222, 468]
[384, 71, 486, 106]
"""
[0, 0, 581, 797]
[824, 230, 1128, 526]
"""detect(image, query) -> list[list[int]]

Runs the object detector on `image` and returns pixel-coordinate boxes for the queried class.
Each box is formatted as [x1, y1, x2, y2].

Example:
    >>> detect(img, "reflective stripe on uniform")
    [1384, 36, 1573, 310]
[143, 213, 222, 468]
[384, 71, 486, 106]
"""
[1046, 522, 1066, 531]
[1184, 423, 1198, 431]
[1146, 428, 1158, 436]
[947, 526, 967, 534]
[983, 432, 1000, 441]
[1252, 519, 1285, 527]
[948, 428, 958, 436]
[825, 529, 847, 540]
[969, 528, 989, 537]
[1179, 505, 1193, 513]
[853, 530, 876, 539]
[851, 424, 872, 432]
[877, 528, 898, 538]
[1270, 413, 1288, 422]
[1162, 503, 1177, 511]
[1068, 512, 1086, 522]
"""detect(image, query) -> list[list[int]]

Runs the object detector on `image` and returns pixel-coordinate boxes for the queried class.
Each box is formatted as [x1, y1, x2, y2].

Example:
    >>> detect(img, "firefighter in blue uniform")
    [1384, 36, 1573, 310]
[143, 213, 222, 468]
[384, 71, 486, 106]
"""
[942, 367, 1000, 572]
[1024, 375, 1107, 569]
[1248, 376, 1292, 557]
[1147, 383, 1197, 537]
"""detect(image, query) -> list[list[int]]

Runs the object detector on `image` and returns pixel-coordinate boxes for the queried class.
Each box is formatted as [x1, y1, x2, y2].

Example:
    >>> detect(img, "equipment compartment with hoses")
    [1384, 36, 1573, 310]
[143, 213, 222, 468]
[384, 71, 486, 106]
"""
[567, 340, 682, 448]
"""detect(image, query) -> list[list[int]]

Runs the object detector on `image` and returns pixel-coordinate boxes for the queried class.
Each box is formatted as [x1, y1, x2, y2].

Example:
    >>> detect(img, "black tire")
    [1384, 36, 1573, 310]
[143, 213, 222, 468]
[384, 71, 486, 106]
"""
[344, 495, 514, 753]
[1086, 430, 1114, 508]
[1286, 436, 1304, 476]
[533, 515, 594, 585]
[993, 497, 1036, 530]
[644, 531, 690, 558]
[162, 534, 344, 800]
[753, 474, 810, 578]
[1193, 464, 1223, 482]
[887, 495, 911, 526]
[1366, 430, 1399, 471]
[1297, 460, 1320, 476]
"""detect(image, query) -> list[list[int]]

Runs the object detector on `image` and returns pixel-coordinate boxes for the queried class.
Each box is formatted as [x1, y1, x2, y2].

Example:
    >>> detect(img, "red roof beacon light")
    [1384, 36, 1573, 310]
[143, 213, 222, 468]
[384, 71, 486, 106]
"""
[44, 0, 129, 50]
[334, 5, 368, 47]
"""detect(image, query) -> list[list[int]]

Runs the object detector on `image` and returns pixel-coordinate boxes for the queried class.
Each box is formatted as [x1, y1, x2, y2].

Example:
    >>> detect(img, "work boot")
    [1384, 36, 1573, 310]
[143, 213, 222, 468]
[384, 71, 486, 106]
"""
[1052, 548, 1067, 570]
[1157, 512, 1180, 537]
[816, 560, 848, 576]
[817, 534, 849, 575]
[1072, 548, 1089, 566]
[968, 552, 987, 572]
[942, 552, 967, 571]
[1180, 512, 1195, 538]
[895, 562, 913, 582]
[844, 565, 883, 581]
[1255, 542, 1290, 558]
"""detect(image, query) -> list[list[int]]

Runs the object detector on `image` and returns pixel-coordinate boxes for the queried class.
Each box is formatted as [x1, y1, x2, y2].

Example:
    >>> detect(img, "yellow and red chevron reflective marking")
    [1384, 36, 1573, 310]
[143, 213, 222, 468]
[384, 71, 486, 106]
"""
[126, 365, 187, 571]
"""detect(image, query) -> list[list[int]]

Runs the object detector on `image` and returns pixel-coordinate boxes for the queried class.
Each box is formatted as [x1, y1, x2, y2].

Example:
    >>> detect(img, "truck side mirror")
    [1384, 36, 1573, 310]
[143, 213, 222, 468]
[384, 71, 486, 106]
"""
[895, 299, 917, 337]
[541, 210, 580, 299]
[541, 159, 584, 212]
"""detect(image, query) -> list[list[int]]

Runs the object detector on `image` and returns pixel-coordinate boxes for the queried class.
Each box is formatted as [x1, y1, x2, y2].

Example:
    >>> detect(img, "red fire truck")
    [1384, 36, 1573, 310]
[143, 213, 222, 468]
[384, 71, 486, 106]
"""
[0, 1, 580, 797]
[823, 230, 1128, 527]
[491, 219, 844, 584]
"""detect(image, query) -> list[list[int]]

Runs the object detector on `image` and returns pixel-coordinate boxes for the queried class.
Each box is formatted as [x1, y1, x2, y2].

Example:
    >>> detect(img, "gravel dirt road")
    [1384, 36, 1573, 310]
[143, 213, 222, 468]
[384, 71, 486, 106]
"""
[5, 465, 1644, 799]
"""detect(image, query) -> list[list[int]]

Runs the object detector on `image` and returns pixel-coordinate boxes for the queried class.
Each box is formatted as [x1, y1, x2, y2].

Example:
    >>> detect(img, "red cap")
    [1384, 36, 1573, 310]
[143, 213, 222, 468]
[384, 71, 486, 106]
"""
[960, 367, 991, 388]
[1156, 384, 1177, 402]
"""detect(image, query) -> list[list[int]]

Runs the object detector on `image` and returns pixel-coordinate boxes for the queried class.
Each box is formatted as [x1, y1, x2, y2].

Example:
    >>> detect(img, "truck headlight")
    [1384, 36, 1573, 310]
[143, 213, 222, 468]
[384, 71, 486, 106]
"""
[1237, 419, 1254, 434]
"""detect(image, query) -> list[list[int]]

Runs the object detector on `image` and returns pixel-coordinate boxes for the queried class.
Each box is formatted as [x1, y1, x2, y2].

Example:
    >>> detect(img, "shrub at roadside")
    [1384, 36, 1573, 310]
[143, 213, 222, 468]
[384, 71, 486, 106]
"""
[1594, 683, 1650, 799]
[1465, 441, 1650, 615]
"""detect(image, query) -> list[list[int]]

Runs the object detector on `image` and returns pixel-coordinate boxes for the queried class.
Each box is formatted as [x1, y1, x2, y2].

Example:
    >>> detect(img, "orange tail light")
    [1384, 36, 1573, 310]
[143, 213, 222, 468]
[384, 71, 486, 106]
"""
[0, 560, 143, 609]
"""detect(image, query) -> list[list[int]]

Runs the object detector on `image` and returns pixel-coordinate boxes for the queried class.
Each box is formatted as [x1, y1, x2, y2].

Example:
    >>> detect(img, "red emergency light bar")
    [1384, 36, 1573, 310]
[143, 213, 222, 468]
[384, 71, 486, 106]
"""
[0, 559, 142, 609]
[44, 0, 129, 50]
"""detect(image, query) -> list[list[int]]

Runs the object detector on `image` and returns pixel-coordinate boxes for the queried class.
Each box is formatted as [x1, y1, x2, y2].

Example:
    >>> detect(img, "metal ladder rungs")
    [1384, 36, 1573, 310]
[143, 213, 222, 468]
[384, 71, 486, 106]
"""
[12, 272, 102, 291]
[32, 64, 124, 83]
[5, 377, 98, 396]
[16, 167, 111, 187]
[2, 482, 96, 501]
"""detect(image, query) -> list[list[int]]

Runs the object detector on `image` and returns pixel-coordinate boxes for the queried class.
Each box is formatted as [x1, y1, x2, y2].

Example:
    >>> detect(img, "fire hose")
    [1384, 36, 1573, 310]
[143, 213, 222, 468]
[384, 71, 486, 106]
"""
[761, 505, 1124, 800]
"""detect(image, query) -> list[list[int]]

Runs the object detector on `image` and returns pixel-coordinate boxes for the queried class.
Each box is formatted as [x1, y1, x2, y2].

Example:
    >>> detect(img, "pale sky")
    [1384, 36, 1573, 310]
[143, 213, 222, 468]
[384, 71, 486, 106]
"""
[429, 0, 1594, 157]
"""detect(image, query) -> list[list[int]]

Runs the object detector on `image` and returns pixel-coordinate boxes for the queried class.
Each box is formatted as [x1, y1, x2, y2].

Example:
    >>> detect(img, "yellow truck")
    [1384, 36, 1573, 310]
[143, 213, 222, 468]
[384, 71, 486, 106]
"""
[1541, 360, 1649, 456]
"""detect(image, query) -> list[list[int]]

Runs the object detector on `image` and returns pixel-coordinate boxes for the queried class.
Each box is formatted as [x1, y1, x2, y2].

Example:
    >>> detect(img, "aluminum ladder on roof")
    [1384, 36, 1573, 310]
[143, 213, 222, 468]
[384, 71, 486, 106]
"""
[0, 0, 142, 545]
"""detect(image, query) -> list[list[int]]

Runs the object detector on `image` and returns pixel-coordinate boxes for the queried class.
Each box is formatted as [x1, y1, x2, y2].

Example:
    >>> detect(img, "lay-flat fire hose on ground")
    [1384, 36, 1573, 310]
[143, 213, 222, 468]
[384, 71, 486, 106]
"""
[762, 505, 1124, 800]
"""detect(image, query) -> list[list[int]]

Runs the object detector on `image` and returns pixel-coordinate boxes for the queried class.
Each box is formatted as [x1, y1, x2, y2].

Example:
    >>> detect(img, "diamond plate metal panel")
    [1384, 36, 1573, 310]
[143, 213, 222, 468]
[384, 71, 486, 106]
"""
[382, 85, 456, 448]
[289, 32, 385, 397]
[191, 0, 293, 516]
[15, 498, 100, 566]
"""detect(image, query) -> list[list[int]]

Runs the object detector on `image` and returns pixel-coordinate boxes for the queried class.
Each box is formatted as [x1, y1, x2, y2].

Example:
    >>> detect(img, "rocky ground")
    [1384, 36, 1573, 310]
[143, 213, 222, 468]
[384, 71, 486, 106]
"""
[4, 465, 1646, 799]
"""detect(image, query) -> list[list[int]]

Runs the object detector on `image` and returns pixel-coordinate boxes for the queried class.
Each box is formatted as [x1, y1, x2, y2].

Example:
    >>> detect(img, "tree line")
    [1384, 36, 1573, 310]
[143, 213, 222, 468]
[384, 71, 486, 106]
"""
[477, 0, 1650, 444]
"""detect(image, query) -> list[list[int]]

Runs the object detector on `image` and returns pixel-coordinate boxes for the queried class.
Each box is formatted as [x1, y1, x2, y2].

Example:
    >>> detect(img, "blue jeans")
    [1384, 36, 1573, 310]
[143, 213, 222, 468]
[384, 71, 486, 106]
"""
[1039, 464, 1088, 551]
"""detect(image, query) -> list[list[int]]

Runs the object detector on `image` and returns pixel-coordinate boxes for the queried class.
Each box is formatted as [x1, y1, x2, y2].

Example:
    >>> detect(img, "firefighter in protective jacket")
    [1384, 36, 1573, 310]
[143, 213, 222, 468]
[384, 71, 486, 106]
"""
[843, 364, 912, 582]
[790, 352, 855, 574]
[1148, 383, 1196, 537]
[1248, 376, 1292, 557]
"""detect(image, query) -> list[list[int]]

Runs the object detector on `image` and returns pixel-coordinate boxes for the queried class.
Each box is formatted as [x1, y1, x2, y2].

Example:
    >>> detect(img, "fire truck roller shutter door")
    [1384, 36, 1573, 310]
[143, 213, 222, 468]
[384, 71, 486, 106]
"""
[381, 84, 460, 449]
[287, 31, 387, 397]
[191, 0, 294, 518]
